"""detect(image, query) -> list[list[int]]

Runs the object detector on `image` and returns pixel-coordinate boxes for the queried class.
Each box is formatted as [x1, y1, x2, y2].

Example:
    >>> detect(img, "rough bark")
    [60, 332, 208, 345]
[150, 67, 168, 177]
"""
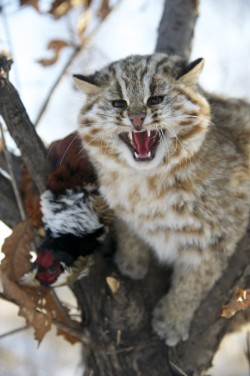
[74, 256, 172, 376]
[0, 174, 21, 227]
[0, 79, 51, 194]
[155, 0, 199, 59]
[0, 150, 21, 226]
[1, 1, 250, 375]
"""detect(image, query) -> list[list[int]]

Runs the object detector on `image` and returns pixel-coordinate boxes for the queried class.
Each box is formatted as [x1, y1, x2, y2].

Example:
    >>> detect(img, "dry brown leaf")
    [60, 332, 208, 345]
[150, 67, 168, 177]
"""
[37, 40, 69, 67]
[48, 0, 72, 18]
[1, 220, 35, 279]
[76, 9, 90, 36]
[21, 165, 43, 228]
[45, 292, 81, 344]
[98, 0, 110, 19]
[19, 0, 40, 11]
[221, 288, 250, 319]
[1, 221, 52, 343]
[1, 221, 81, 344]
[106, 276, 120, 295]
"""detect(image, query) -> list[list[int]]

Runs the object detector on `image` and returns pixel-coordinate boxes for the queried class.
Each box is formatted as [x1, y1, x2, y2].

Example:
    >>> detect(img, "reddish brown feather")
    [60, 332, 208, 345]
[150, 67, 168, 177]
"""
[46, 132, 97, 193]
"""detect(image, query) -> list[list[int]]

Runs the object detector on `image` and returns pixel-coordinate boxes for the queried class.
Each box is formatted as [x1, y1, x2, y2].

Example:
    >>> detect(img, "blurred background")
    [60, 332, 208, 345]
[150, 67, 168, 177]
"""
[1, 0, 250, 375]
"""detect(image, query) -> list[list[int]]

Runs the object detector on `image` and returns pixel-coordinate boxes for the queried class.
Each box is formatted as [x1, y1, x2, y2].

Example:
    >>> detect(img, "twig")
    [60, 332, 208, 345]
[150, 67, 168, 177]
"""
[0, 325, 29, 340]
[34, 0, 123, 127]
[50, 288, 76, 323]
[0, 291, 15, 303]
[52, 318, 89, 344]
[245, 331, 250, 375]
[34, 45, 80, 127]
[0, 4, 20, 87]
[0, 290, 86, 342]
[169, 361, 188, 376]
[0, 120, 26, 219]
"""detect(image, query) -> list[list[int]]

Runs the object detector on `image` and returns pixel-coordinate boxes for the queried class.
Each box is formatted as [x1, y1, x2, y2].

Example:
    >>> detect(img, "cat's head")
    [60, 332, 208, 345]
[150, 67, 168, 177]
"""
[74, 54, 210, 171]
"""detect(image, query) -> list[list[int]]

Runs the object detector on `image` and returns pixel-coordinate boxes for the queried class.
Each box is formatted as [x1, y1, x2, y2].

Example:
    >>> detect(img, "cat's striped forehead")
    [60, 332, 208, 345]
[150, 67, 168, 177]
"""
[96, 54, 186, 98]
[106, 54, 184, 79]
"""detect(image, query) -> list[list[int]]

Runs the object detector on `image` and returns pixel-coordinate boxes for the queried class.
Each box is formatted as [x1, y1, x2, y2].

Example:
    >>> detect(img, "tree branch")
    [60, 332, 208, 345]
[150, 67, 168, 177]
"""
[155, 0, 199, 59]
[73, 255, 173, 376]
[0, 59, 51, 194]
[0, 173, 21, 227]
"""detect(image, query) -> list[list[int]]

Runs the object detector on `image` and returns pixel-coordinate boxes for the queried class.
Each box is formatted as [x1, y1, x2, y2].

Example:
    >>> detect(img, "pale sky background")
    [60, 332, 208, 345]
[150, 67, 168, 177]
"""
[1, 0, 250, 375]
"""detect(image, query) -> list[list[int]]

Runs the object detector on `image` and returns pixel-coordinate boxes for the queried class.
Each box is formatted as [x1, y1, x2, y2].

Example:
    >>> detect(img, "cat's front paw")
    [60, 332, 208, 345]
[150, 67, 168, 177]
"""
[115, 250, 149, 279]
[114, 220, 150, 279]
[152, 295, 190, 346]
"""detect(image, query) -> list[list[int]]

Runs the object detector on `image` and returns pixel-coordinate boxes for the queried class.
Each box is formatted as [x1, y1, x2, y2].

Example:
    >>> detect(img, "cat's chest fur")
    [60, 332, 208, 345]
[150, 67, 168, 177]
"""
[98, 164, 205, 264]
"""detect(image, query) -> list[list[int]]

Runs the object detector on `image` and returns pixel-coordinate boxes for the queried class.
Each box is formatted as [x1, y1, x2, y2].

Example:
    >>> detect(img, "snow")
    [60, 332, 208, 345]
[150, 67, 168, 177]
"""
[1, 0, 250, 375]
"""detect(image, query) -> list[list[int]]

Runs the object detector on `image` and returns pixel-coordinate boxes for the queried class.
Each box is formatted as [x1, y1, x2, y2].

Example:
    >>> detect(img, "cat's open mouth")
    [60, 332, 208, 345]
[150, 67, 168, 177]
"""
[119, 129, 160, 161]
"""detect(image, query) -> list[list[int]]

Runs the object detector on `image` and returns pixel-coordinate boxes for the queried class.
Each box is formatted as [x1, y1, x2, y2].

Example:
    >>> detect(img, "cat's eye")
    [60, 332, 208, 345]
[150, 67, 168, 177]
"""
[147, 96, 164, 106]
[112, 99, 127, 109]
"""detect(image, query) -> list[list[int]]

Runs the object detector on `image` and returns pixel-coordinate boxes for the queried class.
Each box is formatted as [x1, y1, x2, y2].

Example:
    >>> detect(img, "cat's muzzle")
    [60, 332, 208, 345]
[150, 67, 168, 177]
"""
[119, 129, 160, 161]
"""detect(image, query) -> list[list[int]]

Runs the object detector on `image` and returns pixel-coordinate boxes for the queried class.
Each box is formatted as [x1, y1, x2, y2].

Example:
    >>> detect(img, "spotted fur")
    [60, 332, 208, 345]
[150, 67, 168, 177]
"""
[75, 53, 250, 346]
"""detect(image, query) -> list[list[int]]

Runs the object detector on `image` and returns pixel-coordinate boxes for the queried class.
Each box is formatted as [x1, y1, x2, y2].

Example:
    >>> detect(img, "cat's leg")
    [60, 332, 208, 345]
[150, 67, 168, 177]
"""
[114, 219, 150, 279]
[152, 251, 226, 346]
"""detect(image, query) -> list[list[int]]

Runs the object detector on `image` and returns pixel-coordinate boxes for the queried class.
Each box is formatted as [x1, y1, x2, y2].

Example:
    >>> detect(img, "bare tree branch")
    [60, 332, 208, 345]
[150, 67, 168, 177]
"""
[34, 46, 80, 127]
[0, 325, 29, 339]
[0, 59, 51, 194]
[0, 121, 26, 220]
[0, 173, 21, 227]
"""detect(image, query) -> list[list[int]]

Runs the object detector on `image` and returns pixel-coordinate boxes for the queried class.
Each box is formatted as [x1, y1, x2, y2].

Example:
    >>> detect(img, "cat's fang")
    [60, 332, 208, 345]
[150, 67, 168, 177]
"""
[134, 151, 152, 160]
[119, 130, 160, 161]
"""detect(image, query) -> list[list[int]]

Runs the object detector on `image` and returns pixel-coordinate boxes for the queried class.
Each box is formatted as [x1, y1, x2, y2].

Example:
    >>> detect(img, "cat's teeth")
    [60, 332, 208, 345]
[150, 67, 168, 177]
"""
[147, 130, 151, 137]
[128, 131, 133, 142]
[134, 152, 139, 158]
[134, 151, 152, 159]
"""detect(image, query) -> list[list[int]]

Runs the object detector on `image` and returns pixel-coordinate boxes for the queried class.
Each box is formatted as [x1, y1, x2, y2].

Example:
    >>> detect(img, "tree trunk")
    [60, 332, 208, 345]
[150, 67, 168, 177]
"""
[155, 0, 199, 59]
[74, 255, 172, 375]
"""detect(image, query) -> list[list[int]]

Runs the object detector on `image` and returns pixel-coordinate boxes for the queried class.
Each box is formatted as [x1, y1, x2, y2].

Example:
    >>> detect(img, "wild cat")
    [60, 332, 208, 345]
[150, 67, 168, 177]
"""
[74, 53, 250, 346]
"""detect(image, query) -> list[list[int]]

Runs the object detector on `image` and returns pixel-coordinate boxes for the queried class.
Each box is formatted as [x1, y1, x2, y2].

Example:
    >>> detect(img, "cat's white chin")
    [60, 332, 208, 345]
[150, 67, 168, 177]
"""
[119, 142, 166, 170]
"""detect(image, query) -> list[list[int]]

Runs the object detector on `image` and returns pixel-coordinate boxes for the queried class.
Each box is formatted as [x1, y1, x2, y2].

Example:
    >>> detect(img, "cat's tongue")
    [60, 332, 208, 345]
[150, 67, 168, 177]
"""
[132, 130, 150, 158]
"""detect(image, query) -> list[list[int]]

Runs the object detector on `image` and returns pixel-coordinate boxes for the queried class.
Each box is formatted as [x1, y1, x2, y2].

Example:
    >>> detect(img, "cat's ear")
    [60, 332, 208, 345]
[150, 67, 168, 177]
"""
[73, 74, 101, 95]
[178, 58, 204, 86]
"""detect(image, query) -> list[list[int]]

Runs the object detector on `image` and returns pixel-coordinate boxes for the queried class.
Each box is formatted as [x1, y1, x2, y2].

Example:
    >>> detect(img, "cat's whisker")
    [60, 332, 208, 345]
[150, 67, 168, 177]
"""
[78, 127, 116, 156]
[166, 125, 189, 166]
[152, 122, 170, 159]
[99, 127, 118, 155]
[158, 128, 170, 160]
[46, 141, 56, 159]
[166, 125, 187, 154]
[77, 146, 86, 156]
[59, 133, 80, 166]
[78, 132, 102, 152]
[104, 130, 118, 155]
[96, 114, 116, 119]
[164, 114, 215, 127]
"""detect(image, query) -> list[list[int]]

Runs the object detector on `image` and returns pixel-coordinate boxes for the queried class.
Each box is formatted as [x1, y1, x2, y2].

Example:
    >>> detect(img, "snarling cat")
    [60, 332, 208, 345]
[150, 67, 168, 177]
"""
[74, 53, 250, 346]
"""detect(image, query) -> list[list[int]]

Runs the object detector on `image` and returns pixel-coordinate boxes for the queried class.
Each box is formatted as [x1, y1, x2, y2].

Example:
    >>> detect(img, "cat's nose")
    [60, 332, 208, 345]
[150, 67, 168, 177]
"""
[129, 113, 146, 130]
